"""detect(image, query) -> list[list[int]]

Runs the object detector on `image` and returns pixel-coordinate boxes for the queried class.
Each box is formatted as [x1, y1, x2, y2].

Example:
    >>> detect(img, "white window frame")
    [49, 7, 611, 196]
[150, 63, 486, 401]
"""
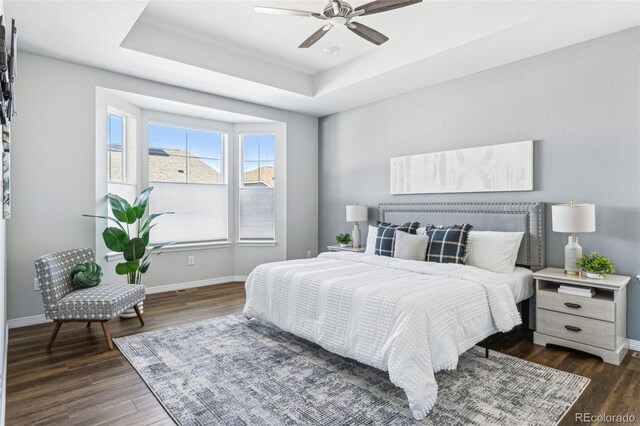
[141, 111, 233, 246]
[107, 109, 126, 183]
[236, 131, 279, 245]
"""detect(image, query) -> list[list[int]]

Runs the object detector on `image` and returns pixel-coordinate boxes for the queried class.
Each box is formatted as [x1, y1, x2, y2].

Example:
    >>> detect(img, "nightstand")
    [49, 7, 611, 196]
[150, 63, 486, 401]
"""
[327, 245, 366, 253]
[533, 267, 630, 365]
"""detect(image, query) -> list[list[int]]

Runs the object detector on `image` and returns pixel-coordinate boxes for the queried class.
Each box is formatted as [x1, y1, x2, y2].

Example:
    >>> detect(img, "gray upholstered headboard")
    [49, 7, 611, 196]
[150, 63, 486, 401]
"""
[378, 202, 545, 270]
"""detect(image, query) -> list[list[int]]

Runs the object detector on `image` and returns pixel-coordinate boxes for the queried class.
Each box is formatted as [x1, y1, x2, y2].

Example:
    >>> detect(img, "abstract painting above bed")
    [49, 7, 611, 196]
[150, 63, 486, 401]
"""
[390, 140, 534, 194]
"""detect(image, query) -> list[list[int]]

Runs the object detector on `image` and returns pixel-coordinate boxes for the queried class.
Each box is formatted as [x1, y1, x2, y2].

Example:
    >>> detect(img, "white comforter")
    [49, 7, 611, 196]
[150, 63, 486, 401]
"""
[243, 252, 521, 419]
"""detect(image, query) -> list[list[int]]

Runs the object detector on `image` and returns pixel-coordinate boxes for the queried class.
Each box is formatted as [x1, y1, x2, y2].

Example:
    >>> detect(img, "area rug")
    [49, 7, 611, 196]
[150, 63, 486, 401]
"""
[114, 315, 589, 425]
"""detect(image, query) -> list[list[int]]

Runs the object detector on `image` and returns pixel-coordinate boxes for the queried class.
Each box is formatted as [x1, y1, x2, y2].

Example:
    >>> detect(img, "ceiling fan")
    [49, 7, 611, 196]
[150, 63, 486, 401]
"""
[255, 0, 422, 48]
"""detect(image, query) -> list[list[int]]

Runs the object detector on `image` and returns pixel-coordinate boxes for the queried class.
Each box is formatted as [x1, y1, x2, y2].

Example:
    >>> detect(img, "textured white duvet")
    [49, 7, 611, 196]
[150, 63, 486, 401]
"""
[243, 252, 521, 419]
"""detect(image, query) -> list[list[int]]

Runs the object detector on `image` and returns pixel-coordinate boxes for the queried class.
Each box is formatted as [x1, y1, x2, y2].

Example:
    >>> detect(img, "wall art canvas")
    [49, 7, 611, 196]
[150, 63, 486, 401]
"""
[390, 140, 533, 195]
[2, 124, 9, 219]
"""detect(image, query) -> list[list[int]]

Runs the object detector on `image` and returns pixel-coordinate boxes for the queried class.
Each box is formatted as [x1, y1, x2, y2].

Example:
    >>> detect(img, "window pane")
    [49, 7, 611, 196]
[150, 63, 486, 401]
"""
[259, 135, 275, 161]
[188, 130, 221, 159]
[242, 161, 259, 186]
[108, 149, 123, 182]
[148, 123, 187, 152]
[243, 161, 274, 188]
[239, 188, 275, 240]
[108, 114, 124, 183]
[108, 114, 123, 148]
[150, 183, 228, 243]
[188, 158, 221, 184]
[149, 153, 187, 183]
[243, 135, 259, 161]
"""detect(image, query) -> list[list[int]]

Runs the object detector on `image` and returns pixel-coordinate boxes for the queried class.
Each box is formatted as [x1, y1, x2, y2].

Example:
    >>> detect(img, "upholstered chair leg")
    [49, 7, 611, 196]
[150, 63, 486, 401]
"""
[100, 321, 113, 350]
[133, 304, 145, 326]
[46, 321, 62, 352]
[86, 322, 91, 328]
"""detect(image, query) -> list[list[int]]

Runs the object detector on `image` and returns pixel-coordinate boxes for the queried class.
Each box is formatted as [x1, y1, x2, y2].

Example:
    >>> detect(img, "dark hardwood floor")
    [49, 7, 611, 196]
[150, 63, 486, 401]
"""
[6, 282, 639, 425]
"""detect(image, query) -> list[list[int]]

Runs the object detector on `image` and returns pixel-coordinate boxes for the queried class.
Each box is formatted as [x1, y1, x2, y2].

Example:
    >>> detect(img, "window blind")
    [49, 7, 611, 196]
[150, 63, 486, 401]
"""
[149, 183, 228, 244]
[239, 187, 275, 240]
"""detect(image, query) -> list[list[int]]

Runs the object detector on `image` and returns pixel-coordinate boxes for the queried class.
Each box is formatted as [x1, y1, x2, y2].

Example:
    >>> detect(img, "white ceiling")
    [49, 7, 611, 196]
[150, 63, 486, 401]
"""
[7, 1, 640, 117]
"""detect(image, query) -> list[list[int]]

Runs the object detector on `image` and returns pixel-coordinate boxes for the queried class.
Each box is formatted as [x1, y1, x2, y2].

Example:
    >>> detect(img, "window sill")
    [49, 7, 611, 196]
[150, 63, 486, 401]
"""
[236, 240, 277, 247]
[105, 241, 232, 262]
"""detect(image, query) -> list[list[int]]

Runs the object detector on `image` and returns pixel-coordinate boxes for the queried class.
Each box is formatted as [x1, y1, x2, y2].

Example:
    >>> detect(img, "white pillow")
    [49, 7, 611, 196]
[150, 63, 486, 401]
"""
[464, 231, 524, 274]
[393, 231, 429, 261]
[364, 225, 377, 254]
[416, 226, 427, 235]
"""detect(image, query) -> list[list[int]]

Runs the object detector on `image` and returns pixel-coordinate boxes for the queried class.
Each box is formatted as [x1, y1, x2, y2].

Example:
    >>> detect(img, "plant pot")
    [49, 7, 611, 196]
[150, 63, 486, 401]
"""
[585, 272, 603, 279]
[120, 301, 144, 319]
[339, 244, 348, 247]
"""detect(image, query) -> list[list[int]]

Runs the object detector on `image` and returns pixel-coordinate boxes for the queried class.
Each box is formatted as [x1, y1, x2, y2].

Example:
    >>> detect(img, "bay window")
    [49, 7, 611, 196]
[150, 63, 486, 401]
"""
[101, 102, 281, 253]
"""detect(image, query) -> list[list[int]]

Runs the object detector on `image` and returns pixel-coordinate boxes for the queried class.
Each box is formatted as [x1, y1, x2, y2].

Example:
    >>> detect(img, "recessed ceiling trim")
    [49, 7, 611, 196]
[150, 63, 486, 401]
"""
[122, 21, 315, 97]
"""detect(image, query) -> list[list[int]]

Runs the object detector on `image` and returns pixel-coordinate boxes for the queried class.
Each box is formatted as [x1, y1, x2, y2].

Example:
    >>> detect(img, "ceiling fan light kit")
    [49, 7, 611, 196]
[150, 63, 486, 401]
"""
[255, 0, 423, 48]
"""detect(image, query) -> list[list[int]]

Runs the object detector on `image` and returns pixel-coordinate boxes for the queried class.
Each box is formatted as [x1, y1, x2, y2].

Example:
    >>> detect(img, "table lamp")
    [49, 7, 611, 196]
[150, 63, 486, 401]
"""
[346, 204, 368, 248]
[551, 201, 596, 275]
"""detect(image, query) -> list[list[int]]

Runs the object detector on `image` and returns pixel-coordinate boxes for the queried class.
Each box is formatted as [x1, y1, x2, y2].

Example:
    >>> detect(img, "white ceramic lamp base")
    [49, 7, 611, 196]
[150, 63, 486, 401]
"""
[352, 222, 361, 248]
[564, 234, 582, 276]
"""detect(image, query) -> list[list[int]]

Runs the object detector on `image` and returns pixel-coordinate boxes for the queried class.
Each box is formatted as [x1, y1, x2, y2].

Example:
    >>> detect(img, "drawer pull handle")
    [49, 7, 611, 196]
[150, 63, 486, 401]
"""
[564, 302, 582, 309]
[564, 325, 581, 332]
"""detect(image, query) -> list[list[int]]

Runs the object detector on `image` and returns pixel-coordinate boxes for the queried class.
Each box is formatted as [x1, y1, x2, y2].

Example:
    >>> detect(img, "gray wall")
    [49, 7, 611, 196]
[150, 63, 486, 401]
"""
[9, 52, 318, 321]
[319, 28, 640, 340]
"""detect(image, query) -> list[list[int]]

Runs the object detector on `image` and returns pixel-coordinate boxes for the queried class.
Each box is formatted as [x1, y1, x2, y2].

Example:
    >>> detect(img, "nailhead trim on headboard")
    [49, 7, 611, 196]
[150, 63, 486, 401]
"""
[378, 202, 545, 269]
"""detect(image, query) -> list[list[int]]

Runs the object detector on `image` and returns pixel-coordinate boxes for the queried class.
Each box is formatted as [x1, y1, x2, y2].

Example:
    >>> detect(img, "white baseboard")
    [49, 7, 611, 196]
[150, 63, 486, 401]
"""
[629, 339, 640, 351]
[7, 314, 47, 329]
[8, 276, 247, 329]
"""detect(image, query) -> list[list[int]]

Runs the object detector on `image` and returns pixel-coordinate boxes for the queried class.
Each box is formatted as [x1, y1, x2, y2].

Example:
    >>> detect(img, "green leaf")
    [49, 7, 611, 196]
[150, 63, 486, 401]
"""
[140, 224, 156, 246]
[139, 261, 151, 274]
[123, 237, 146, 262]
[139, 212, 173, 235]
[115, 260, 139, 275]
[102, 227, 129, 252]
[132, 187, 153, 219]
[108, 193, 137, 224]
[82, 214, 126, 232]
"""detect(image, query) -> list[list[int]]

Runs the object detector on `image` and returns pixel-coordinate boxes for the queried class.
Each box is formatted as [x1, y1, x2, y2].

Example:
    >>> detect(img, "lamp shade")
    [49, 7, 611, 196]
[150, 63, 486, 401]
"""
[346, 205, 368, 222]
[552, 203, 596, 233]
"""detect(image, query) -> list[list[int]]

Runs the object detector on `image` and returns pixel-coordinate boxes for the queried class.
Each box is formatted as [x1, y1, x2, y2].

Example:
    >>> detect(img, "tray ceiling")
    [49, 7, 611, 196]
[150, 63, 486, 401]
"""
[7, 1, 640, 116]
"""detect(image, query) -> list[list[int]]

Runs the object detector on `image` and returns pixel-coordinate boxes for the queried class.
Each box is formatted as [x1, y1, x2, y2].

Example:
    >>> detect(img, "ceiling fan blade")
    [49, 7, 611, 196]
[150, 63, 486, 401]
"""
[347, 22, 389, 45]
[299, 25, 332, 48]
[354, 0, 422, 16]
[255, 6, 319, 17]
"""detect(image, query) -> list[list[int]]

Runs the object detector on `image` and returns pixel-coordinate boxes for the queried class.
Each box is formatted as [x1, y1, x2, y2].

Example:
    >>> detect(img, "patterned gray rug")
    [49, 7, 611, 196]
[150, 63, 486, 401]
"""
[114, 315, 589, 426]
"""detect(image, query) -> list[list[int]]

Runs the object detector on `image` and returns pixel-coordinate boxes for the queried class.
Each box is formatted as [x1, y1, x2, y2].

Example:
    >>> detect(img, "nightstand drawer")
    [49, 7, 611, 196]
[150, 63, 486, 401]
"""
[537, 290, 615, 322]
[537, 309, 615, 350]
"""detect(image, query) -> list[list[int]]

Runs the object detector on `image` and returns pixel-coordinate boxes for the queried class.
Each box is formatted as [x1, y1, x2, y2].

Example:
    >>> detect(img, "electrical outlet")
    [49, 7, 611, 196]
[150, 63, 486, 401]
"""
[187, 256, 195, 266]
[34, 278, 40, 292]
[307, 250, 312, 258]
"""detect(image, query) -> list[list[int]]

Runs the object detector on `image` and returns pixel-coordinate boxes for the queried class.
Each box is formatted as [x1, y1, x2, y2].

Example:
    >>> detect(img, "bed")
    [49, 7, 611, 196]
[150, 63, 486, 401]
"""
[243, 202, 545, 419]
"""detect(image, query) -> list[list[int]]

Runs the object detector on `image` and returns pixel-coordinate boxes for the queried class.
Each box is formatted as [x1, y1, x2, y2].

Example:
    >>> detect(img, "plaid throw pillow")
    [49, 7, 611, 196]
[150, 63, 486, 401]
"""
[375, 222, 420, 257]
[425, 224, 473, 264]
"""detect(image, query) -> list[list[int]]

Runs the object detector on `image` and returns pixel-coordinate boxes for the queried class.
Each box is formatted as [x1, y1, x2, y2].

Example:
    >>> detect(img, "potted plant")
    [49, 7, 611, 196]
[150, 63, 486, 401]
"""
[576, 252, 615, 279]
[84, 187, 174, 317]
[336, 233, 352, 247]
